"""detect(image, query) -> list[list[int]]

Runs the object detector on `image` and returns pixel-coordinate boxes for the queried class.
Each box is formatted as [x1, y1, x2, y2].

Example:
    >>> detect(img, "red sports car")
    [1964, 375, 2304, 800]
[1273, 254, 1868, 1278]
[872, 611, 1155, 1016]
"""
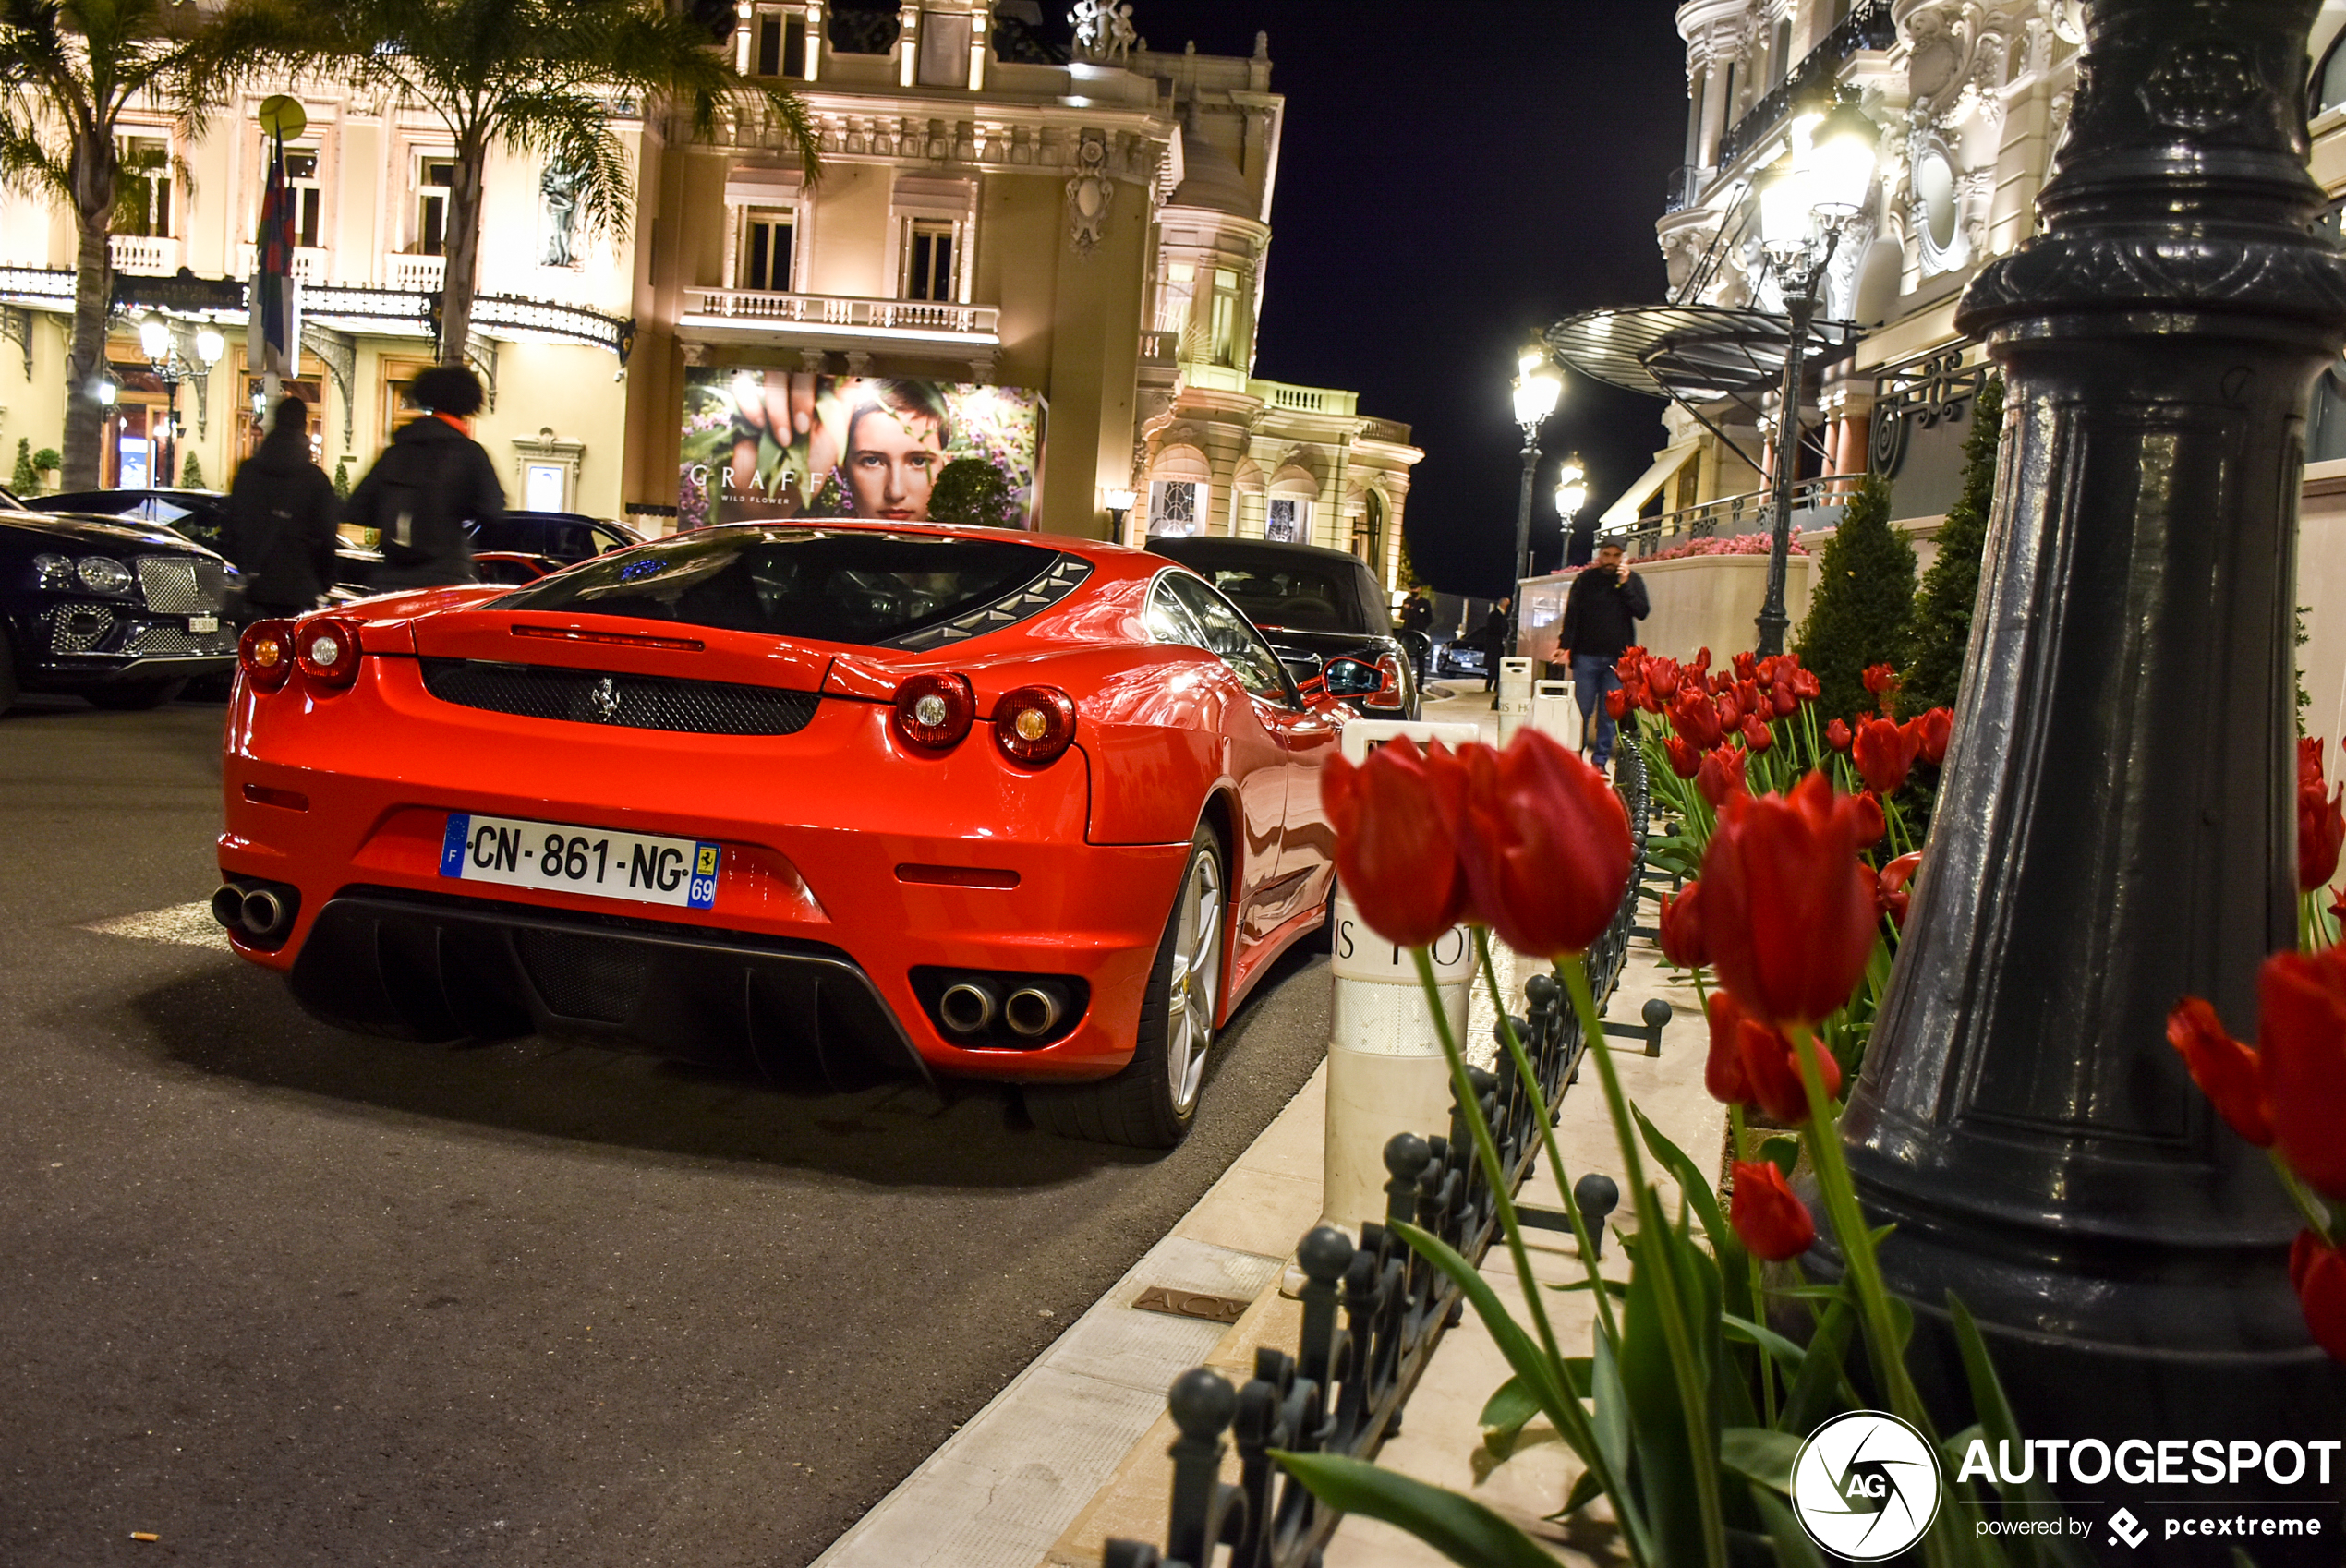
[214, 522, 1348, 1146]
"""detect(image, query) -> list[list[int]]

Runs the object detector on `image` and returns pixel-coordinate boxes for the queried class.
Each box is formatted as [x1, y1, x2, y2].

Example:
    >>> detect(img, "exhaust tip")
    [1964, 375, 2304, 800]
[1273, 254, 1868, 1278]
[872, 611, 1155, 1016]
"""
[210, 884, 248, 932]
[241, 887, 290, 938]
[938, 981, 998, 1034]
[1002, 985, 1063, 1039]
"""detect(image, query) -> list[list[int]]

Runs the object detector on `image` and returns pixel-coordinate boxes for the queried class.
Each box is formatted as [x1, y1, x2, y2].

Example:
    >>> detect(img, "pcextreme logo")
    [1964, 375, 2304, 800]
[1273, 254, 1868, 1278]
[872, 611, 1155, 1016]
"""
[1791, 1410, 1944, 1560]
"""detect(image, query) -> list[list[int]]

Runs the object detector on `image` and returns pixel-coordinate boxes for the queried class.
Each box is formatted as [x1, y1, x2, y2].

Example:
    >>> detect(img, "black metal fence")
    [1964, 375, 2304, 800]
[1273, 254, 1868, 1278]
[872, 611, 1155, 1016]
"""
[1103, 746, 1656, 1568]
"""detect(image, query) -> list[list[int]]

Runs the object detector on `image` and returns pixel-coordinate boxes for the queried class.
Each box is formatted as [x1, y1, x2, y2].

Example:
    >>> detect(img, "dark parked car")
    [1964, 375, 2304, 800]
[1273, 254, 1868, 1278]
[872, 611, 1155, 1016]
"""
[1145, 535, 1419, 719]
[44, 488, 381, 607]
[469, 511, 643, 563]
[0, 485, 237, 711]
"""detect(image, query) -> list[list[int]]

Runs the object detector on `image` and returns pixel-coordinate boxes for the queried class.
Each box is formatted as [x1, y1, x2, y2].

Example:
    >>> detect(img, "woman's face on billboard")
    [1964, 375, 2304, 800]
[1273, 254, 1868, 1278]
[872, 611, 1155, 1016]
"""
[845, 404, 945, 520]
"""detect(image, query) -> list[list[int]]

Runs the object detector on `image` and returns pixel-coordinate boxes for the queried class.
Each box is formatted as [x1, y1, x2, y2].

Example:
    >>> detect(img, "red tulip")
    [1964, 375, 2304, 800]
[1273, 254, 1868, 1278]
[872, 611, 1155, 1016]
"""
[2259, 947, 2346, 1200]
[1614, 647, 1646, 685]
[1912, 706, 1953, 767]
[1705, 990, 1841, 1121]
[1322, 736, 1470, 947]
[1729, 1160, 1816, 1261]
[1825, 718, 1853, 754]
[1669, 684, 1723, 750]
[2164, 995, 2274, 1147]
[1732, 651, 1758, 683]
[1854, 716, 1919, 797]
[1643, 657, 1681, 704]
[1690, 647, 1712, 677]
[1740, 715, 1774, 754]
[1734, 681, 1761, 719]
[1697, 744, 1747, 808]
[1699, 771, 1881, 1026]
[1792, 668, 1821, 703]
[1850, 790, 1886, 847]
[1863, 663, 1902, 717]
[1770, 681, 1797, 719]
[1605, 687, 1630, 722]
[2292, 1232, 2346, 1361]
[1664, 735, 1702, 779]
[2301, 780, 2344, 893]
[1658, 881, 1708, 969]
[1878, 850, 1921, 929]
[1457, 729, 1632, 958]
[2304, 736, 2328, 793]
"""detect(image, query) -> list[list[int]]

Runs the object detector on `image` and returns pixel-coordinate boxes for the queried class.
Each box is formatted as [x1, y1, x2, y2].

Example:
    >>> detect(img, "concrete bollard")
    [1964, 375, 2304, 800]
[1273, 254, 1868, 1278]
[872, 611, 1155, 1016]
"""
[1493, 657, 1534, 744]
[1320, 718, 1482, 1238]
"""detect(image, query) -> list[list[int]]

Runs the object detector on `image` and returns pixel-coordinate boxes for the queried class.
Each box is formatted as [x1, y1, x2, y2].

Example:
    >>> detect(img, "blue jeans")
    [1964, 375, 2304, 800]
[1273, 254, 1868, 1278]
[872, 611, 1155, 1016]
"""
[1572, 654, 1622, 766]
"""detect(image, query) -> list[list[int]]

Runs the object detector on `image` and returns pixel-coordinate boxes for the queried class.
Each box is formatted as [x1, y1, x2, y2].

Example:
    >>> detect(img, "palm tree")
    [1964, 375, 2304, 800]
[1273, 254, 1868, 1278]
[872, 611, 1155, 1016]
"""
[0, 0, 231, 488]
[224, 0, 816, 361]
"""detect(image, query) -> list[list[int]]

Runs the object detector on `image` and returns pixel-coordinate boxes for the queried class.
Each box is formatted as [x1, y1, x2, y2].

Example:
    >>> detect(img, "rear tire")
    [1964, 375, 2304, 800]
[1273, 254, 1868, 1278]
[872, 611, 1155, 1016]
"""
[85, 679, 187, 711]
[1028, 821, 1226, 1149]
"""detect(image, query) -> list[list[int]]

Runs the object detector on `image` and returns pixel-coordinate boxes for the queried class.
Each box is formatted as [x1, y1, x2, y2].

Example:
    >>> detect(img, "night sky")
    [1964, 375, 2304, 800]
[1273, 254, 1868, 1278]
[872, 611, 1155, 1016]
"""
[1115, 1, 1693, 597]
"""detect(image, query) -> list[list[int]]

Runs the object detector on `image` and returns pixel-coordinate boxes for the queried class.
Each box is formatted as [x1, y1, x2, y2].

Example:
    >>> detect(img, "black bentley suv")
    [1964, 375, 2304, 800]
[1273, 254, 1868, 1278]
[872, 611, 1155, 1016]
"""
[0, 485, 237, 712]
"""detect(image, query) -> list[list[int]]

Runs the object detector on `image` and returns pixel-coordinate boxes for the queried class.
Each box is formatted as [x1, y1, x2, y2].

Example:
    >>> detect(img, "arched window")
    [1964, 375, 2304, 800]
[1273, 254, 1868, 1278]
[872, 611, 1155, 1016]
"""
[1353, 490, 1385, 571]
[2315, 28, 2346, 116]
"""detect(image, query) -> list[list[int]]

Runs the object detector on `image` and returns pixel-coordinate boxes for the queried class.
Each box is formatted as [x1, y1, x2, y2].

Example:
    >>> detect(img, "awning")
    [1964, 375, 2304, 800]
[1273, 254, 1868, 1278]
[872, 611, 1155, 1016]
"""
[1601, 440, 1699, 525]
[1546, 303, 1858, 402]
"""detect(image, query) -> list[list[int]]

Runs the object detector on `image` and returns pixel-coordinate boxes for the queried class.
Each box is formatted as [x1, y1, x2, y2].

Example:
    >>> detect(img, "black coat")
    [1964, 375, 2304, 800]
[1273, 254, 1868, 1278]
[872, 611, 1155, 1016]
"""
[1558, 565, 1651, 658]
[347, 416, 505, 589]
[224, 429, 340, 612]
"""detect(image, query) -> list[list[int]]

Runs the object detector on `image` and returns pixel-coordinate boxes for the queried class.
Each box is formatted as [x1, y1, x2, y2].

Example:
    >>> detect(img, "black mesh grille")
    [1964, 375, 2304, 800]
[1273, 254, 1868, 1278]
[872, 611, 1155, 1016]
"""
[514, 929, 649, 1022]
[417, 658, 820, 736]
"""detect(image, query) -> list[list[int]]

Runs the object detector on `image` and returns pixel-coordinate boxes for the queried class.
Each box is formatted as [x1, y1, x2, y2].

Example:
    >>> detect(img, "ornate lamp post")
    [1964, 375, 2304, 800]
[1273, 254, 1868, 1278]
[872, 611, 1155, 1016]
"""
[136, 316, 224, 488]
[1508, 349, 1564, 591]
[1751, 100, 1879, 656]
[1554, 454, 1588, 556]
[1838, 0, 2346, 1535]
[1103, 486, 1136, 542]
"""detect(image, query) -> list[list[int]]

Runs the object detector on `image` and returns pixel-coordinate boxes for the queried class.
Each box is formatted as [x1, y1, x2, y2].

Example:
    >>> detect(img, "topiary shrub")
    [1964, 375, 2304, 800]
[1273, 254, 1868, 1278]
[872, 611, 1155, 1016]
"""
[10, 438, 36, 495]
[333, 455, 352, 499]
[1900, 374, 2003, 716]
[178, 450, 206, 489]
[1794, 470, 1915, 724]
[927, 456, 1020, 528]
[32, 447, 59, 480]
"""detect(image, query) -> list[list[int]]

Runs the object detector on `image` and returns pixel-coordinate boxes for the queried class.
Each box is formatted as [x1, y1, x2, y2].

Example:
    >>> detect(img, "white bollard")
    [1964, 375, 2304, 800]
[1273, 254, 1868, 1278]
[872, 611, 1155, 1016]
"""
[1530, 678, 1580, 749]
[1494, 657, 1535, 745]
[1319, 718, 1483, 1238]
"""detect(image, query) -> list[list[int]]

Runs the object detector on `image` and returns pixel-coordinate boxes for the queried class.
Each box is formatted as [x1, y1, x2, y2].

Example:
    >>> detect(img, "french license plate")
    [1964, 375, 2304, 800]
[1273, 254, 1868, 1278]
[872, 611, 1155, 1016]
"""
[438, 813, 720, 910]
[188, 615, 219, 633]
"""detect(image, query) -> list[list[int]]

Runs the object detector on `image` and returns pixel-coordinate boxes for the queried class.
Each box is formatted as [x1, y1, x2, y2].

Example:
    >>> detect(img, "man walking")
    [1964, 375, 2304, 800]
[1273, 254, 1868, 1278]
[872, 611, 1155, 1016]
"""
[346, 363, 503, 589]
[1556, 539, 1650, 767]
[224, 394, 339, 619]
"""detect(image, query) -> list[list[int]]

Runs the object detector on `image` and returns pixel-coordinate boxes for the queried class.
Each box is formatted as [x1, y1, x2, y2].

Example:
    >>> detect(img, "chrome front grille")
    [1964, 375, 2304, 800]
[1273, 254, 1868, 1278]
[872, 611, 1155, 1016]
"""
[50, 605, 115, 654]
[124, 622, 236, 657]
[135, 555, 225, 614]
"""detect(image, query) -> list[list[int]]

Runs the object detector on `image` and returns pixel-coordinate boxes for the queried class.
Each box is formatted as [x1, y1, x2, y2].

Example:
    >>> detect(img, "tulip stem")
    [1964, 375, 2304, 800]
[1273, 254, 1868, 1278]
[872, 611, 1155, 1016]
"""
[2272, 1151, 2341, 1250]
[1471, 928, 1618, 1345]
[1729, 1103, 1781, 1428]
[1562, 955, 1730, 1568]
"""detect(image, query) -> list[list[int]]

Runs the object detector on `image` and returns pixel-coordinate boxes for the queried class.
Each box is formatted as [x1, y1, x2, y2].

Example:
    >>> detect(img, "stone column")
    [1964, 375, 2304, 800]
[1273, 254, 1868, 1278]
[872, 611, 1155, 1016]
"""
[1838, 0, 2346, 1546]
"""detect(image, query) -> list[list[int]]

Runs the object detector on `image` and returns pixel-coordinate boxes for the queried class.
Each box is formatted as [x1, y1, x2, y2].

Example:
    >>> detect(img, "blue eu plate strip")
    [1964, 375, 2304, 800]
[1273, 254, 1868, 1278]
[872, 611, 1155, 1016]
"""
[440, 814, 471, 877]
[688, 841, 720, 910]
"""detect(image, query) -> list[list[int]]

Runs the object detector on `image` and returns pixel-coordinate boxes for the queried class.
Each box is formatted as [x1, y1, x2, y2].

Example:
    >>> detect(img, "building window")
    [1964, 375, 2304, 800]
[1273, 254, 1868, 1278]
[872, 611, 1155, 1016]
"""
[1148, 479, 1205, 537]
[1353, 491, 1383, 565]
[118, 137, 172, 237]
[416, 156, 456, 255]
[742, 211, 795, 291]
[753, 7, 808, 77]
[2318, 29, 2346, 115]
[904, 220, 956, 301]
[1209, 268, 1241, 367]
[1265, 497, 1307, 544]
[286, 147, 322, 249]
[1771, 18, 1791, 88]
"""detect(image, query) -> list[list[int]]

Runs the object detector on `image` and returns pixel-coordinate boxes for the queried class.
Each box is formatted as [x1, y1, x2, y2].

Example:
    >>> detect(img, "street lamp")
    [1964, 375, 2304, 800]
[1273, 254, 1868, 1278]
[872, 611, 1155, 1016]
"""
[1509, 344, 1563, 585]
[1751, 97, 1880, 657]
[1554, 452, 1588, 551]
[136, 316, 224, 488]
[1103, 486, 1136, 540]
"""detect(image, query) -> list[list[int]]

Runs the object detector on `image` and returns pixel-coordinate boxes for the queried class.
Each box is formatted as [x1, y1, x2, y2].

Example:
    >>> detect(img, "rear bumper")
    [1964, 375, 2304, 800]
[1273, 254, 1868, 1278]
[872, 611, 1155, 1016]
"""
[288, 886, 930, 1085]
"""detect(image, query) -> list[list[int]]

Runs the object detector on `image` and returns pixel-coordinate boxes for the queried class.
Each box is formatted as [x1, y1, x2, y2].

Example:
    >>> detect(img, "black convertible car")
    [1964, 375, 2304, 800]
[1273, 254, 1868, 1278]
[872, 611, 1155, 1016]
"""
[0, 485, 236, 711]
[1146, 535, 1420, 719]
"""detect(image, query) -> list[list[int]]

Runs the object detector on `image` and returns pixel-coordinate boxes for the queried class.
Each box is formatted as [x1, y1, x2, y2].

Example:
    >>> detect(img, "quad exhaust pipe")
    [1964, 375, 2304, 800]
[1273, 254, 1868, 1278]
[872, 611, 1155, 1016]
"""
[922, 971, 1083, 1044]
[1002, 986, 1063, 1039]
[937, 981, 998, 1034]
[212, 880, 297, 942]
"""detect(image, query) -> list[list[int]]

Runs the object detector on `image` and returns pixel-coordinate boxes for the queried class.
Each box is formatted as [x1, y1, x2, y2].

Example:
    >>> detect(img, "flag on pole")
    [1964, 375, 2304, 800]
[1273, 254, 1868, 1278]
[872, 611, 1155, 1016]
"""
[248, 126, 300, 389]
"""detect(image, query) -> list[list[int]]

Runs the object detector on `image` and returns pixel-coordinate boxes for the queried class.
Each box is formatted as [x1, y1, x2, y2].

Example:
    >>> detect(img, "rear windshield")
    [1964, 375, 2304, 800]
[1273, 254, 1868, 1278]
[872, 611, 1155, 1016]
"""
[1179, 560, 1369, 634]
[498, 527, 1059, 646]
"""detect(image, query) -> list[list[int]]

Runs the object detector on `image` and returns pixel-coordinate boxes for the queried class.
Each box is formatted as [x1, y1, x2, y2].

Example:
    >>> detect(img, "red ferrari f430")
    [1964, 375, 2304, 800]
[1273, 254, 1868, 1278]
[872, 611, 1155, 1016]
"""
[216, 523, 1367, 1146]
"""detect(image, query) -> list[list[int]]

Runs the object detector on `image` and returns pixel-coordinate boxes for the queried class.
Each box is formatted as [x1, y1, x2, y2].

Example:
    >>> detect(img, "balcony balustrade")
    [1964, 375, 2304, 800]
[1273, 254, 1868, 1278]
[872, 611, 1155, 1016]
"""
[679, 287, 1000, 345]
[108, 235, 178, 275]
[385, 253, 447, 292]
[1714, 0, 1896, 172]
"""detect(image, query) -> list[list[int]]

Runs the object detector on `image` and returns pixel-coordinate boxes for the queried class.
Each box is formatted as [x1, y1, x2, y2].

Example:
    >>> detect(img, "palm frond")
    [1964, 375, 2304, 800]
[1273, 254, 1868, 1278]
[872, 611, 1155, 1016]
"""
[493, 84, 632, 243]
[0, 111, 71, 204]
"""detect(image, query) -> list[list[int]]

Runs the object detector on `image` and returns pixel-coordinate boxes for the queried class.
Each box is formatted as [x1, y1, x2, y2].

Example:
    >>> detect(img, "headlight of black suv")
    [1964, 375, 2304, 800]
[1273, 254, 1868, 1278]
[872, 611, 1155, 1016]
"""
[30, 552, 134, 595]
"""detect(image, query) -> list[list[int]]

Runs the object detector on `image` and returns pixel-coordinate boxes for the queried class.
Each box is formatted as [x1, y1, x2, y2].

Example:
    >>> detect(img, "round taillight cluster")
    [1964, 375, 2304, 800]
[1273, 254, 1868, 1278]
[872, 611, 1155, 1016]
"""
[238, 620, 295, 693]
[891, 672, 975, 751]
[294, 617, 364, 690]
[993, 685, 1077, 766]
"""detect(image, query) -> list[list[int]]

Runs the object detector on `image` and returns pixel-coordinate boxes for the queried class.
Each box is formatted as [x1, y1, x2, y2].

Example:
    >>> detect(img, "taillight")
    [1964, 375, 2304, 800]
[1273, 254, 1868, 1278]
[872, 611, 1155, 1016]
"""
[238, 619, 295, 693]
[892, 671, 974, 751]
[993, 684, 1077, 766]
[294, 616, 363, 690]
[1364, 655, 1406, 710]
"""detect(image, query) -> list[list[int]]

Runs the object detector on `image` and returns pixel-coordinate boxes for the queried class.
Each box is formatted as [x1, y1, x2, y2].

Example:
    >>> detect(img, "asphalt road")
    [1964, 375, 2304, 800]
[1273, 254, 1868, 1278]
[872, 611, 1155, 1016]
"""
[0, 695, 1333, 1567]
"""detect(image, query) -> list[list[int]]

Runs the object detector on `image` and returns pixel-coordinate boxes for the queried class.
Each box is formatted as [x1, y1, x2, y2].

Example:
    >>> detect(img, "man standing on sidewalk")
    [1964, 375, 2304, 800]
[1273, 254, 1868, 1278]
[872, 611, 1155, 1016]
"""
[1556, 539, 1649, 767]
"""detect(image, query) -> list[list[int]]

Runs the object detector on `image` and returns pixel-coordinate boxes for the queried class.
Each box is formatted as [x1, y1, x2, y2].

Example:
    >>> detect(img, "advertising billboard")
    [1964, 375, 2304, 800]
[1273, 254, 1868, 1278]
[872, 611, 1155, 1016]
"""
[679, 369, 1045, 529]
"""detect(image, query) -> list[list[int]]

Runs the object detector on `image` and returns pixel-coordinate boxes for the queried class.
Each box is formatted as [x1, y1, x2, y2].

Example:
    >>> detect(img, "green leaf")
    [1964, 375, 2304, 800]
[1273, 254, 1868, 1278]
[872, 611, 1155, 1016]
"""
[1722, 1312, 1808, 1379]
[1946, 1293, 2097, 1568]
[1550, 1465, 1604, 1522]
[1481, 1374, 1542, 1439]
[1720, 1427, 1802, 1495]
[1391, 1221, 1574, 1438]
[1759, 1136, 1800, 1178]
[1270, 1451, 1566, 1568]
[1750, 1487, 1828, 1568]
[1635, 1104, 1732, 1258]
[1779, 1298, 1855, 1435]
[1590, 1332, 1632, 1503]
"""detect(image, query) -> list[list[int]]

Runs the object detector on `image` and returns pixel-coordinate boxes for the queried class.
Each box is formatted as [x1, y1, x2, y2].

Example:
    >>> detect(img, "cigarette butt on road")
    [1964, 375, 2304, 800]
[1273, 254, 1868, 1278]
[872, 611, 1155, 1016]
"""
[130, 1532, 158, 1542]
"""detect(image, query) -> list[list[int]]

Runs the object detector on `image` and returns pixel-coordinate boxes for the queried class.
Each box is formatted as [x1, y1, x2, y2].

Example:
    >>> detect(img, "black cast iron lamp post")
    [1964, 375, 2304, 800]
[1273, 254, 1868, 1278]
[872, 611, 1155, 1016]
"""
[1554, 454, 1588, 533]
[1750, 99, 1880, 657]
[136, 314, 224, 488]
[1506, 349, 1563, 678]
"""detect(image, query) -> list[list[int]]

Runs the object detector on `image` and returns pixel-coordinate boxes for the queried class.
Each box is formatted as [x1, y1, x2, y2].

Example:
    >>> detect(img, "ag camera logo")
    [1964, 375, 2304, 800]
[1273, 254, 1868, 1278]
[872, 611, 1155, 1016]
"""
[1792, 1410, 1944, 1560]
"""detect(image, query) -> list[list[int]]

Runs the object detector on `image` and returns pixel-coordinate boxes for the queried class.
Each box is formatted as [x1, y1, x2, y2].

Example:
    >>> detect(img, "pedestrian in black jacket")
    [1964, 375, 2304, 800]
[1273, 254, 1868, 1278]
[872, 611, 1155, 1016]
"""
[224, 394, 339, 618]
[347, 363, 503, 590]
[1556, 540, 1651, 766]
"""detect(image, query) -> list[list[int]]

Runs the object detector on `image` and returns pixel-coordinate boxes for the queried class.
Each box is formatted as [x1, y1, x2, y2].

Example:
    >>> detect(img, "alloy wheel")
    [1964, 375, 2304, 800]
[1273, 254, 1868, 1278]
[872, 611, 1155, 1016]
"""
[1164, 850, 1223, 1115]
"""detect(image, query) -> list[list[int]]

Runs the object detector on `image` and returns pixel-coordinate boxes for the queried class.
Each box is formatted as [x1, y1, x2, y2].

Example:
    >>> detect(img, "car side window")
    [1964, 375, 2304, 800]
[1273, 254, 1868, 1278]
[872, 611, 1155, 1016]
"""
[1162, 572, 1294, 704]
[1145, 576, 1207, 647]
